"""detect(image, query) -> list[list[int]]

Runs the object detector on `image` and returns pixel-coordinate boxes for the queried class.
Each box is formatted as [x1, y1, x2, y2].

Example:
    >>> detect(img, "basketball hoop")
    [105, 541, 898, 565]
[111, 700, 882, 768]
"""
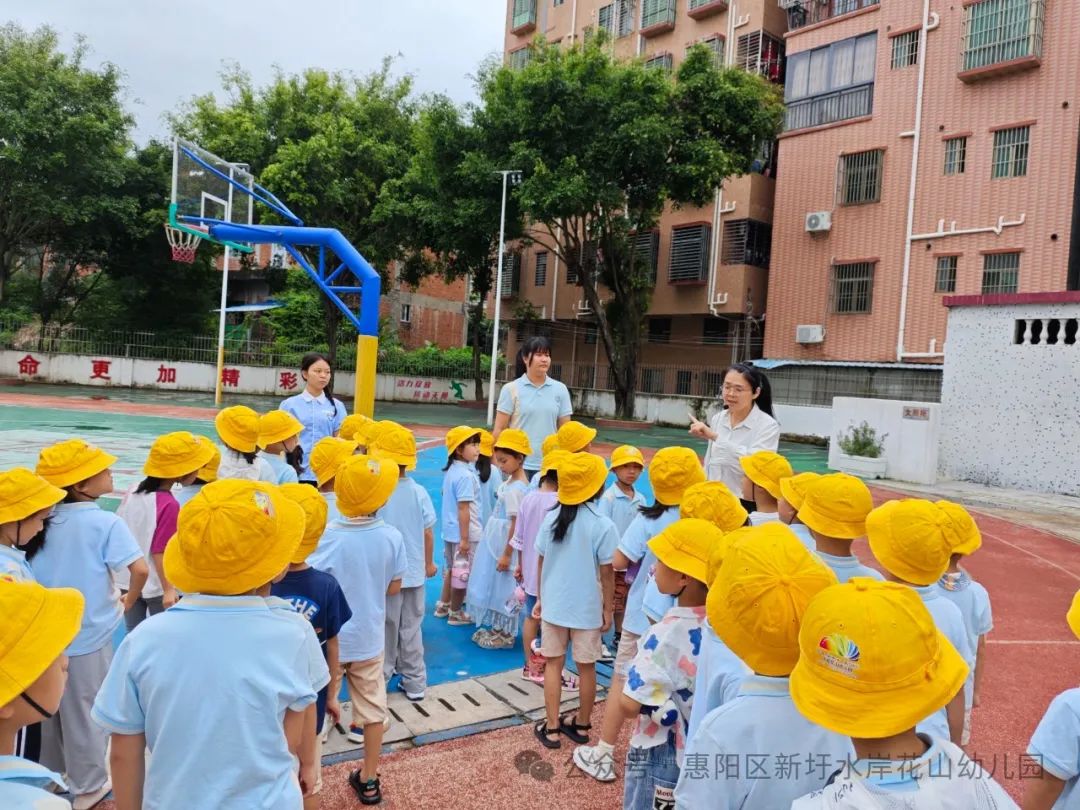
[164, 223, 205, 264]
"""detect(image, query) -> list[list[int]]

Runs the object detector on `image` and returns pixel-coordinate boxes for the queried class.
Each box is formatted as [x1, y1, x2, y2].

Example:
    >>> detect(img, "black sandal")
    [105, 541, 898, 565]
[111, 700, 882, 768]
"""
[534, 719, 562, 749]
[559, 712, 592, 744]
[348, 770, 382, 805]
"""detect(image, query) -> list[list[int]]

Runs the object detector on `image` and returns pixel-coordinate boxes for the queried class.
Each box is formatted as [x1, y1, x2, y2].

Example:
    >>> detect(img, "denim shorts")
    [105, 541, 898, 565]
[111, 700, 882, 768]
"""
[524, 593, 538, 621]
[623, 739, 679, 810]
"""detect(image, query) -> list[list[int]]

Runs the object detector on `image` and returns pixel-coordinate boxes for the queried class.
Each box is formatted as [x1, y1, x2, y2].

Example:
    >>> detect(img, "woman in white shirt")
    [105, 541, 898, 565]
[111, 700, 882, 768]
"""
[689, 364, 780, 511]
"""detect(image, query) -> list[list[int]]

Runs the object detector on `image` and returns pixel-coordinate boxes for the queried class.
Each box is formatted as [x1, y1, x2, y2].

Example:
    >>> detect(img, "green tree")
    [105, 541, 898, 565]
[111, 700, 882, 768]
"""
[375, 92, 522, 400]
[475, 39, 783, 418]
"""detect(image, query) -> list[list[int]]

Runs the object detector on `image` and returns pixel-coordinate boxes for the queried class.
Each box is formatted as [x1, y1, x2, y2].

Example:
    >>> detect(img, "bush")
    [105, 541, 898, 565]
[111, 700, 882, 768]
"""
[837, 421, 886, 458]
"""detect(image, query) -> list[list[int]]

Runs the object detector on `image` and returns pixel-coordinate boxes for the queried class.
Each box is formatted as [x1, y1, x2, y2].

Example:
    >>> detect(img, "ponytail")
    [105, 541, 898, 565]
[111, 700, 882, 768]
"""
[476, 455, 493, 483]
[136, 476, 167, 494]
[551, 486, 604, 541]
[639, 501, 675, 520]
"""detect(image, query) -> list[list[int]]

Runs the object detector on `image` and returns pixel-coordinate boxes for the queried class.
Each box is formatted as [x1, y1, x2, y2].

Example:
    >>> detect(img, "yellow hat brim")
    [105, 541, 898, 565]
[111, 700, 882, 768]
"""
[144, 441, 217, 480]
[1067, 591, 1080, 641]
[39, 450, 118, 489]
[0, 479, 66, 525]
[494, 438, 532, 458]
[0, 584, 84, 707]
[798, 502, 866, 540]
[557, 464, 608, 506]
[337, 460, 398, 517]
[648, 534, 708, 584]
[778, 476, 804, 509]
[739, 456, 783, 499]
[560, 426, 597, 453]
[257, 425, 303, 449]
[373, 447, 416, 471]
[445, 427, 480, 455]
[867, 534, 946, 586]
[652, 469, 706, 506]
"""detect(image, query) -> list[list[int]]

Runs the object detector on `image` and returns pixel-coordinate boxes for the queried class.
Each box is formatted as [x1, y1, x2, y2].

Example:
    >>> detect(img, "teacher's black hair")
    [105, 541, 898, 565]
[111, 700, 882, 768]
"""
[722, 363, 774, 417]
[300, 352, 340, 417]
[521, 336, 552, 361]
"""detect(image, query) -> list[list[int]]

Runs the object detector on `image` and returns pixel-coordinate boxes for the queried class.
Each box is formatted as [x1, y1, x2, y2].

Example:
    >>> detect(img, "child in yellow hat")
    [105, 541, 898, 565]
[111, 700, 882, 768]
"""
[1026, 589, 1080, 810]
[798, 473, 882, 584]
[116, 432, 217, 624]
[576, 447, 704, 781]
[270, 484, 351, 809]
[866, 499, 974, 745]
[788, 579, 1012, 809]
[257, 410, 305, 484]
[528, 433, 562, 488]
[934, 501, 992, 746]
[175, 444, 220, 508]
[370, 424, 436, 702]
[466, 429, 532, 651]
[93, 479, 328, 810]
[437, 427, 483, 624]
[0, 467, 65, 582]
[310, 436, 360, 524]
[674, 524, 848, 809]
[778, 471, 821, 551]
[215, 405, 277, 483]
[532, 453, 615, 751]
[578, 519, 717, 794]
[0, 580, 85, 807]
[32, 439, 149, 808]
[599, 445, 646, 654]
[738, 449, 793, 525]
[308, 455, 405, 804]
[557, 420, 597, 454]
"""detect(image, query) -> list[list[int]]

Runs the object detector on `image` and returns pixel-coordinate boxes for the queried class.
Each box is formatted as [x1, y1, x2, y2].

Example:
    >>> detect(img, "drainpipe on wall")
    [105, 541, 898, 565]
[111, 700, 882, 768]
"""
[570, 0, 578, 43]
[896, 2, 941, 360]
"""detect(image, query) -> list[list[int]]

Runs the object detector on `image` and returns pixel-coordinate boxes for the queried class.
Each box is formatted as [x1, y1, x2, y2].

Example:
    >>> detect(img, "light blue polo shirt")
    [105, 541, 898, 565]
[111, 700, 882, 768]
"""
[619, 508, 680, 637]
[477, 466, 503, 528]
[0, 544, 34, 582]
[686, 624, 751, 739]
[91, 594, 319, 810]
[598, 483, 645, 538]
[816, 551, 884, 585]
[308, 517, 407, 662]
[786, 522, 817, 552]
[174, 482, 205, 508]
[674, 675, 853, 809]
[377, 477, 436, 588]
[441, 461, 479, 546]
[322, 492, 341, 526]
[1029, 687, 1080, 809]
[258, 451, 299, 485]
[535, 502, 617, 630]
[936, 571, 992, 710]
[279, 390, 347, 480]
[496, 374, 573, 469]
[914, 584, 974, 741]
[30, 502, 142, 656]
[0, 756, 68, 809]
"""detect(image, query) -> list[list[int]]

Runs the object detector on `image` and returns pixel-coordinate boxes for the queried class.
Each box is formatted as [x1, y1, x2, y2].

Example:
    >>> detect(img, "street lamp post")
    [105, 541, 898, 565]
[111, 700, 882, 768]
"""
[487, 169, 522, 426]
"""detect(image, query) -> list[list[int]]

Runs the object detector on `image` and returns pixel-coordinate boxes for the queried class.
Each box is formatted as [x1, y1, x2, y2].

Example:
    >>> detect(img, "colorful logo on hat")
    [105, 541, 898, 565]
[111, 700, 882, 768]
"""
[253, 490, 272, 515]
[818, 633, 860, 677]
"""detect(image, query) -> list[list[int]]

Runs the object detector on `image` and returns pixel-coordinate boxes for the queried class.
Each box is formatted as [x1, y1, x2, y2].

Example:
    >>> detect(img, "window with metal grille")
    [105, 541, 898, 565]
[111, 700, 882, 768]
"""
[617, 0, 635, 36]
[981, 252, 1019, 293]
[703, 317, 730, 344]
[736, 31, 785, 82]
[534, 251, 548, 287]
[512, 0, 537, 30]
[944, 137, 967, 175]
[598, 3, 615, 34]
[509, 48, 530, 70]
[647, 318, 672, 343]
[721, 220, 772, 268]
[700, 34, 725, 68]
[753, 139, 778, 178]
[676, 370, 692, 395]
[554, 0, 565, 5]
[991, 126, 1029, 178]
[962, 0, 1044, 72]
[645, 53, 673, 71]
[632, 230, 660, 281]
[584, 324, 597, 344]
[838, 150, 884, 206]
[565, 241, 597, 285]
[500, 252, 521, 297]
[784, 32, 876, 131]
[832, 262, 875, 314]
[935, 256, 957, 293]
[400, 303, 412, 323]
[668, 224, 712, 283]
[641, 0, 676, 30]
[891, 31, 919, 69]
[641, 367, 665, 394]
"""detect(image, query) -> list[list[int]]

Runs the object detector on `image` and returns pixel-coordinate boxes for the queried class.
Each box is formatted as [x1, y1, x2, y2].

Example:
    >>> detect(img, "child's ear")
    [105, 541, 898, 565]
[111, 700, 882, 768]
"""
[0, 701, 15, 721]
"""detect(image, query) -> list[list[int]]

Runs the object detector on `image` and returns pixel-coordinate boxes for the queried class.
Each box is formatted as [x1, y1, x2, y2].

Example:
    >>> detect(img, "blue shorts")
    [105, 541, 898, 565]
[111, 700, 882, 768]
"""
[624, 739, 679, 810]
[524, 593, 538, 621]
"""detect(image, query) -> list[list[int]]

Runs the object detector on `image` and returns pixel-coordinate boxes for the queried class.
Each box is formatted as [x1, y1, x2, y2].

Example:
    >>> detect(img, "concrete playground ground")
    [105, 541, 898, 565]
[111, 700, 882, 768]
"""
[0, 382, 1076, 808]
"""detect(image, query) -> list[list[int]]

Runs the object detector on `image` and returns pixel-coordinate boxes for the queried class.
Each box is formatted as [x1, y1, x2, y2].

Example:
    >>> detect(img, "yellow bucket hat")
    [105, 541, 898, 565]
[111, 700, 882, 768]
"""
[541, 434, 560, 456]
[494, 428, 533, 458]
[707, 526, 750, 587]
[0, 581, 85, 707]
[790, 578, 969, 738]
[479, 429, 495, 457]
[335, 455, 399, 517]
[310, 437, 359, 487]
[144, 432, 217, 479]
[649, 446, 705, 506]
[557, 420, 597, 453]
[798, 473, 873, 540]
[707, 523, 838, 676]
[778, 472, 821, 511]
[1068, 590, 1080, 641]
[866, 499, 953, 586]
[36, 439, 118, 489]
[0, 468, 65, 526]
[649, 518, 724, 584]
[540, 449, 570, 477]
[197, 445, 221, 483]
[371, 424, 417, 471]
[738, 451, 794, 500]
[164, 480, 305, 595]
[680, 481, 748, 533]
[215, 405, 260, 453]
[257, 411, 304, 449]
[610, 445, 645, 470]
[279, 483, 329, 564]
[557, 453, 608, 506]
[339, 413, 372, 443]
[445, 425, 481, 455]
[936, 501, 981, 556]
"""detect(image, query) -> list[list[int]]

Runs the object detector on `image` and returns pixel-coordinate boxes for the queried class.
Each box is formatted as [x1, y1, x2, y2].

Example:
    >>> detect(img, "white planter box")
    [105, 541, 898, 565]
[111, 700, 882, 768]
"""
[832, 452, 888, 479]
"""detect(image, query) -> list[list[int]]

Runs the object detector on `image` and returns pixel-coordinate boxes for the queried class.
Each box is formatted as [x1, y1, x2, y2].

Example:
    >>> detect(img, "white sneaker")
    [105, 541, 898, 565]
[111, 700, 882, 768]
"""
[73, 781, 112, 810]
[346, 717, 392, 744]
[572, 745, 617, 782]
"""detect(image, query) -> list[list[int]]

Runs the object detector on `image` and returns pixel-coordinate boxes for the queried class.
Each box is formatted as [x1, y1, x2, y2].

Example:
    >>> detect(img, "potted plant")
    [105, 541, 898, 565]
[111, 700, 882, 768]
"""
[832, 421, 888, 479]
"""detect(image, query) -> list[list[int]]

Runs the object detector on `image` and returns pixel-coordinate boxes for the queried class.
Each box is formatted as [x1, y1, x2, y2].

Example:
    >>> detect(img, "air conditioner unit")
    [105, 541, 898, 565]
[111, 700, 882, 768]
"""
[805, 211, 832, 233]
[796, 324, 825, 344]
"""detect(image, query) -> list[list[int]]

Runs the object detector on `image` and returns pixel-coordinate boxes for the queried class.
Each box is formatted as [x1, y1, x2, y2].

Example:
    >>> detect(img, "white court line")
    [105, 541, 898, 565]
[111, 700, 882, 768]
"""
[979, 528, 1080, 583]
[988, 639, 1080, 645]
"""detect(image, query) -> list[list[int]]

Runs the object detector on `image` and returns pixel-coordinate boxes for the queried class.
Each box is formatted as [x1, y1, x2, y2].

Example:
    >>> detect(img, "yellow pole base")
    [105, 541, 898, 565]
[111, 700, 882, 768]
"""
[354, 334, 377, 417]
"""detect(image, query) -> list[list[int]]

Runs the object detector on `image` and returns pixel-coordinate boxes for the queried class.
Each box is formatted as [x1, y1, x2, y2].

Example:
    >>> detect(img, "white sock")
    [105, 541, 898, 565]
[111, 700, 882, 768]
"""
[595, 740, 614, 754]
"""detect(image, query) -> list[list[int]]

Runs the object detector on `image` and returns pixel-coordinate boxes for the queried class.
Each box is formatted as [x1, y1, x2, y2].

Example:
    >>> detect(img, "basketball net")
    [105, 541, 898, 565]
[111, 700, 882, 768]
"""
[164, 224, 205, 264]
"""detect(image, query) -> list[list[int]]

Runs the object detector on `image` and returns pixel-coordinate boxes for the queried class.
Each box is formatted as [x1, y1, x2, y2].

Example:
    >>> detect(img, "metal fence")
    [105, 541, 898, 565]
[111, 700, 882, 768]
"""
[767, 365, 942, 406]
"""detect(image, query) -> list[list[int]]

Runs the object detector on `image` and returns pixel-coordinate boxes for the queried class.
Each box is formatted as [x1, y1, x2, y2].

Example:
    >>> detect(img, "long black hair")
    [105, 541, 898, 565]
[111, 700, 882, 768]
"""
[284, 445, 304, 475]
[22, 516, 51, 561]
[476, 454, 493, 483]
[640, 501, 675, 520]
[552, 485, 604, 542]
[136, 476, 167, 494]
[540, 468, 558, 487]
[301, 352, 340, 417]
[722, 363, 774, 417]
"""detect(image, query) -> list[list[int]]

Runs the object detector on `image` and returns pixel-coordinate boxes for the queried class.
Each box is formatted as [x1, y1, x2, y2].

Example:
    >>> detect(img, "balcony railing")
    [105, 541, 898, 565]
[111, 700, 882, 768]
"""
[959, 0, 1044, 78]
[780, 0, 879, 31]
[784, 82, 873, 132]
[641, 0, 677, 36]
[688, 0, 728, 20]
[511, 0, 537, 33]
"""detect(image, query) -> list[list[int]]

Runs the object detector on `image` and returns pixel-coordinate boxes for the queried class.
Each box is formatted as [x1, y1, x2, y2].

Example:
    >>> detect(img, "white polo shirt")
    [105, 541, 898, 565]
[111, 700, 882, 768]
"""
[702, 404, 781, 495]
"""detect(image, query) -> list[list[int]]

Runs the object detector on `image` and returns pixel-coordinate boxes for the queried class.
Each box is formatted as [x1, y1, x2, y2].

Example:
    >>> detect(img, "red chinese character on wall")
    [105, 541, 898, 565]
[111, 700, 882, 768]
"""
[424, 380, 432, 389]
[279, 371, 298, 391]
[17, 354, 40, 376]
[90, 360, 111, 380]
[441, 391, 449, 400]
[221, 368, 240, 388]
[156, 365, 177, 383]
[396, 379, 405, 387]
